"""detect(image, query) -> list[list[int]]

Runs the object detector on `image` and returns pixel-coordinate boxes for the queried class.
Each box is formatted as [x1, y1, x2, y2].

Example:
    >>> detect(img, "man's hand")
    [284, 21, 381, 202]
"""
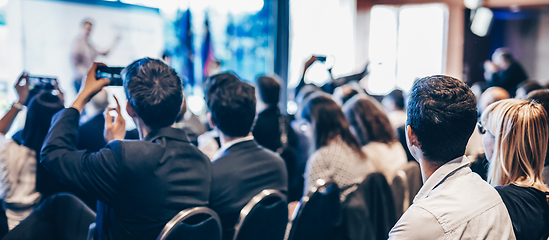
[104, 96, 126, 142]
[71, 63, 110, 112]
[15, 72, 29, 104]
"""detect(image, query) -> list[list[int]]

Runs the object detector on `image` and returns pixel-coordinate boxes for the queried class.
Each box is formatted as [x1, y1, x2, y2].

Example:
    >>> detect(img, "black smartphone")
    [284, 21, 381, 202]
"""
[96, 66, 124, 86]
[316, 56, 327, 62]
[27, 76, 57, 90]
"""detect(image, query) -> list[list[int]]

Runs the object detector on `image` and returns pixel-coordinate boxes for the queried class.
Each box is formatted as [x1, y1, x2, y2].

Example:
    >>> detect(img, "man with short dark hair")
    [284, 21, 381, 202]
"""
[205, 73, 287, 240]
[388, 75, 515, 239]
[4, 58, 212, 240]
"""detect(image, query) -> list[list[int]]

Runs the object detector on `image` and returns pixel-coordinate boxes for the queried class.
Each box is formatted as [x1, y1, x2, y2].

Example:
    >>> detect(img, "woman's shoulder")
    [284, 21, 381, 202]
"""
[496, 184, 549, 209]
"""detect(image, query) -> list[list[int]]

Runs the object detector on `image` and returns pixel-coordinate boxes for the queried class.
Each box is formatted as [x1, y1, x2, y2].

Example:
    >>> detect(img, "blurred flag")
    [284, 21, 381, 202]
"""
[177, 9, 194, 86]
[202, 16, 216, 80]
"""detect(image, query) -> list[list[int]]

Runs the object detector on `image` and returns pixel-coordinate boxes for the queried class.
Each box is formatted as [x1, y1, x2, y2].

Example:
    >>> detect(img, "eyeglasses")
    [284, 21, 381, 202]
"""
[477, 122, 487, 135]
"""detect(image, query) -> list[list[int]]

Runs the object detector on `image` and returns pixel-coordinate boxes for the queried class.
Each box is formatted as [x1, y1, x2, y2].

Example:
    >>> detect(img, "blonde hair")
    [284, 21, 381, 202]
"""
[480, 99, 549, 192]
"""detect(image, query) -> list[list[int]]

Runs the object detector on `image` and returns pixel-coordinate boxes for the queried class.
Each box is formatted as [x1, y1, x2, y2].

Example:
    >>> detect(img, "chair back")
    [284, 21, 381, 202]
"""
[391, 170, 409, 219]
[402, 161, 422, 204]
[157, 207, 222, 240]
[232, 189, 287, 240]
[287, 179, 340, 240]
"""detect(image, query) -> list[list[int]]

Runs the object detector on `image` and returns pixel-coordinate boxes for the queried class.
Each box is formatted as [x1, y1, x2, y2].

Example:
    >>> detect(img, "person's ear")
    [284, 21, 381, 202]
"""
[208, 112, 215, 129]
[126, 101, 137, 118]
[405, 125, 418, 148]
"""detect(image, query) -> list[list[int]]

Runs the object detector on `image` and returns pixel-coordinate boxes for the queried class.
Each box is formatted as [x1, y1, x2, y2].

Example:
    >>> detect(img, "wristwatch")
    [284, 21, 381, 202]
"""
[12, 102, 24, 110]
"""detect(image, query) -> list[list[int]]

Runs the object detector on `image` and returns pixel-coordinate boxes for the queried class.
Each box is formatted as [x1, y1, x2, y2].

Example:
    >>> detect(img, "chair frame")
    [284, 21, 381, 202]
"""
[232, 189, 286, 240]
[156, 206, 222, 240]
[286, 179, 336, 240]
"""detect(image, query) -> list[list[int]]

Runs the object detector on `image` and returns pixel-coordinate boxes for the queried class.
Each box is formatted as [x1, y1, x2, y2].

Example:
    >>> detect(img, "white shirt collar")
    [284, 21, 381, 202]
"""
[211, 135, 254, 162]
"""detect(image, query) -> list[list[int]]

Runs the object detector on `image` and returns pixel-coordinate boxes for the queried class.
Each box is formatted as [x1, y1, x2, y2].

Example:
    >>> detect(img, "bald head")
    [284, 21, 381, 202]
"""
[479, 87, 510, 114]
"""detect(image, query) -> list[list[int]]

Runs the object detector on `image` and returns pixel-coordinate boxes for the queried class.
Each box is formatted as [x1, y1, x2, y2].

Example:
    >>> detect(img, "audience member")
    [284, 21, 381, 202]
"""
[466, 86, 510, 159]
[388, 75, 514, 239]
[515, 80, 543, 99]
[300, 93, 372, 202]
[484, 48, 528, 98]
[205, 72, 287, 240]
[480, 99, 549, 240]
[4, 59, 212, 240]
[382, 89, 407, 129]
[253, 75, 300, 201]
[332, 84, 359, 106]
[343, 95, 407, 184]
[0, 74, 92, 230]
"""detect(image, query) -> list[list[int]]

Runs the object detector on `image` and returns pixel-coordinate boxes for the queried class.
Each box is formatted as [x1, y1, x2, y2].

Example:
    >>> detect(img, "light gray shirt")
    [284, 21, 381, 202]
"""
[388, 156, 515, 240]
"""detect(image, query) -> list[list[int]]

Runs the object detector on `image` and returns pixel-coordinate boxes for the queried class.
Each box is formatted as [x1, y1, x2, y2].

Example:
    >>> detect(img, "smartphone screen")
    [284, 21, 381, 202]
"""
[96, 66, 124, 86]
[27, 76, 57, 90]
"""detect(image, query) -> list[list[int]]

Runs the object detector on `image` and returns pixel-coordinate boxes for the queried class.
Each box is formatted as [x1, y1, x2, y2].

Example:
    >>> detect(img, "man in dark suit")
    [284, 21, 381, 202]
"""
[205, 72, 288, 240]
[3, 58, 212, 240]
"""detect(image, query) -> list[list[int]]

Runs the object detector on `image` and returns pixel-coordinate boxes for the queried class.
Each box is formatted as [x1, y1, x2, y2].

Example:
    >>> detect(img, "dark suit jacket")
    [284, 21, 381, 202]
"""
[209, 140, 287, 240]
[41, 108, 212, 240]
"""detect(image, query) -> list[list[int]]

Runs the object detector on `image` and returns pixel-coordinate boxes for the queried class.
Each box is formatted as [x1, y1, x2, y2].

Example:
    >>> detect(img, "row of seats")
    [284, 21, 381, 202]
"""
[120, 161, 422, 240]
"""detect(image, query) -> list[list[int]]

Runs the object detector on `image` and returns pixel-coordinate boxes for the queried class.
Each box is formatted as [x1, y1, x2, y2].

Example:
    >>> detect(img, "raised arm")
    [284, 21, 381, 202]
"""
[0, 73, 29, 135]
[295, 56, 318, 98]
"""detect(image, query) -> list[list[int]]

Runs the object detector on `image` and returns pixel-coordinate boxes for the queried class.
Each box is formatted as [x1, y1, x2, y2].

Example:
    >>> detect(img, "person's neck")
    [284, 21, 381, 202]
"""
[134, 118, 152, 140]
[417, 158, 442, 183]
[219, 131, 252, 147]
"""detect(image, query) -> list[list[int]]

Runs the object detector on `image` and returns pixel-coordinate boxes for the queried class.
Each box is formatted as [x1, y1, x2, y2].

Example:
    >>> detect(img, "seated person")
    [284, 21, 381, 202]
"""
[388, 75, 514, 239]
[205, 72, 287, 240]
[299, 93, 373, 202]
[4, 59, 212, 240]
[480, 99, 549, 240]
[343, 95, 407, 184]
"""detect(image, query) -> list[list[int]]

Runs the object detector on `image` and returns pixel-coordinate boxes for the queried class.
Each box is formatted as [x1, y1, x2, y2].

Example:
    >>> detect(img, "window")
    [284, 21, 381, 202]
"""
[367, 4, 448, 95]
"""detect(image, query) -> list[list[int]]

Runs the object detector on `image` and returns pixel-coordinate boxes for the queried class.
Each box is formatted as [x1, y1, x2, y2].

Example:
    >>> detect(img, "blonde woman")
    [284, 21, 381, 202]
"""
[479, 99, 549, 240]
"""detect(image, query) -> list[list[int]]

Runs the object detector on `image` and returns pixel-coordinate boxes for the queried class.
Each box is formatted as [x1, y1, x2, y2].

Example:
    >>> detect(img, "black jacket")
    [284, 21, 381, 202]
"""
[41, 108, 212, 240]
[209, 140, 287, 240]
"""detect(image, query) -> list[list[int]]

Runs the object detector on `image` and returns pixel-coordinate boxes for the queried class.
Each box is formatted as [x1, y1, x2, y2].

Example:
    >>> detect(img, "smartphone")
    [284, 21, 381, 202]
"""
[27, 76, 57, 90]
[315, 56, 327, 62]
[96, 66, 124, 86]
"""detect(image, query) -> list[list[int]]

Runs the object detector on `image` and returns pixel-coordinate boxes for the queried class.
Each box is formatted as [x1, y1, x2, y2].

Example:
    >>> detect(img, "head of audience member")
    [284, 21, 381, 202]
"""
[515, 80, 543, 99]
[492, 48, 514, 71]
[344, 95, 395, 146]
[22, 91, 64, 157]
[480, 99, 549, 191]
[255, 75, 280, 112]
[204, 72, 241, 108]
[478, 87, 510, 114]
[207, 77, 256, 140]
[527, 89, 549, 167]
[382, 89, 405, 113]
[406, 75, 477, 168]
[81, 19, 93, 38]
[300, 92, 365, 158]
[123, 58, 183, 132]
[332, 85, 359, 106]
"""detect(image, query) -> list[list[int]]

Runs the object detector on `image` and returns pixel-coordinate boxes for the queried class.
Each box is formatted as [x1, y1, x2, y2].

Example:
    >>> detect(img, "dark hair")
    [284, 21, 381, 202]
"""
[407, 75, 477, 164]
[256, 75, 280, 106]
[204, 72, 241, 108]
[344, 96, 395, 146]
[22, 91, 64, 156]
[123, 58, 183, 130]
[209, 80, 256, 137]
[301, 93, 365, 158]
[527, 89, 549, 166]
[518, 81, 543, 95]
[387, 89, 405, 110]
